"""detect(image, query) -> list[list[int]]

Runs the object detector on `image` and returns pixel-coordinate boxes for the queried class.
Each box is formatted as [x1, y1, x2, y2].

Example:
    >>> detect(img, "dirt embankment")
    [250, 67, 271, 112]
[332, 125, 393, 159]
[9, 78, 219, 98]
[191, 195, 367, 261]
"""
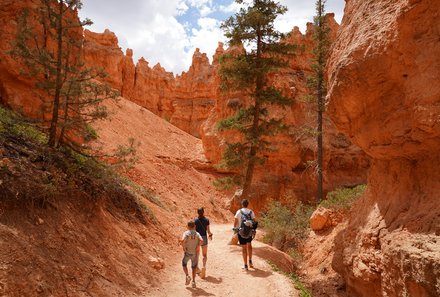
[0, 97, 230, 296]
[1, 98, 300, 296]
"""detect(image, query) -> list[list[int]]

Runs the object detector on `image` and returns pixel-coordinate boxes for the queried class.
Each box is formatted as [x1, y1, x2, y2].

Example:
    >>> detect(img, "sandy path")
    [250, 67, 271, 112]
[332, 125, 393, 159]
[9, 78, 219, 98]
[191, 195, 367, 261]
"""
[152, 224, 298, 297]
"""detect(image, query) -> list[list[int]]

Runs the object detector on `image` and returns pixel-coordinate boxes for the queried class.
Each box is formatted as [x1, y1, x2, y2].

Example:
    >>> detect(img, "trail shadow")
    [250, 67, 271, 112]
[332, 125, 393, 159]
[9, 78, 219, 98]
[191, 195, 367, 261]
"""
[246, 267, 272, 278]
[186, 287, 216, 296]
[203, 276, 223, 284]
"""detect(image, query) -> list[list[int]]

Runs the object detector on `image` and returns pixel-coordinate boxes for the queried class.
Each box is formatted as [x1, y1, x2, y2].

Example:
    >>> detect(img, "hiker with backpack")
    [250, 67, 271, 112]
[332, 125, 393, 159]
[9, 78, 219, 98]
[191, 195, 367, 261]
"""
[195, 207, 212, 279]
[181, 220, 203, 288]
[233, 199, 257, 270]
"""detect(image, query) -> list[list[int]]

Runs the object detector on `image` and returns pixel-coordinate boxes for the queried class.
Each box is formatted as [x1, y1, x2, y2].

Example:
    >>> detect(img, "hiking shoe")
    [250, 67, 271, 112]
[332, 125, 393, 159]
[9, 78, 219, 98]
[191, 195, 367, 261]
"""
[185, 275, 191, 285]
[200, 267, 206, 279]
[242, 264, 248, 271]
[249, 260, 254, 268]
[192, 281, 196, 288]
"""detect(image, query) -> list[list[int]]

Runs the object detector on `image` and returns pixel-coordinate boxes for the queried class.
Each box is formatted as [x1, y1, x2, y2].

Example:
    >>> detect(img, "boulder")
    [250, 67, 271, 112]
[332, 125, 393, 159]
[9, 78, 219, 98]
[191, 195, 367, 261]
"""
[310, 207, 332, 231]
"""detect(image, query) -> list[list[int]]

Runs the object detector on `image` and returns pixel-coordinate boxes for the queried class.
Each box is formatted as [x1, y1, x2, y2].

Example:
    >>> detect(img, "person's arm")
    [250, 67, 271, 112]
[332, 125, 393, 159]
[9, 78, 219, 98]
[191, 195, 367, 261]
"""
[234, 217, 238, 228]
[207, 220, 213, 239]
[181, 233, 187, 252]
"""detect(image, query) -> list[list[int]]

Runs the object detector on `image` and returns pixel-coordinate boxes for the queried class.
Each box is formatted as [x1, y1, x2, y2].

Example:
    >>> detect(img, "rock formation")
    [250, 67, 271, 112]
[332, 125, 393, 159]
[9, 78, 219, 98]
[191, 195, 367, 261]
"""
[0, 1, 369, 211]
[327, 0, 440, 296]
[0, 0, 81, 119]
[201, 16, 369, 211]
[83, 31, 216, 138]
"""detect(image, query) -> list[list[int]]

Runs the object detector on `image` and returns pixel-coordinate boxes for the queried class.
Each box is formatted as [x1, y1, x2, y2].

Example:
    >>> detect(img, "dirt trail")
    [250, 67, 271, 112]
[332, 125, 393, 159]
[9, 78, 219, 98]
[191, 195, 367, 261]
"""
[152, 224, 298, 297]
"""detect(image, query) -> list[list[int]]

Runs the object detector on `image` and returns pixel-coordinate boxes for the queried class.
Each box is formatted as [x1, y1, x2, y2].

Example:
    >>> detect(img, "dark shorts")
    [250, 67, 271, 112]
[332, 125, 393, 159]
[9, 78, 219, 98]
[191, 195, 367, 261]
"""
[201, 235, 208, 246]
[238, 233, 253, 245]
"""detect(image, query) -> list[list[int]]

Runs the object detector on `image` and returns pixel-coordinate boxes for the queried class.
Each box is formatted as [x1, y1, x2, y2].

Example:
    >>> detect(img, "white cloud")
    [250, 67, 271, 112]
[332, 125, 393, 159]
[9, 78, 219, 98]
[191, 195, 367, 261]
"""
[199, 5, 214, 17]
[219, 2, 241, 13]
[80, 0, 345, 74]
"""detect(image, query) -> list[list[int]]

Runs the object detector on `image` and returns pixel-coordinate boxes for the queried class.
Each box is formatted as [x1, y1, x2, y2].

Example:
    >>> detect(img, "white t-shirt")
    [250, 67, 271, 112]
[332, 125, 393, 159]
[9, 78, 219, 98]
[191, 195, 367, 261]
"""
[235, 207, 256, 227]
[182, 230, 202, 254]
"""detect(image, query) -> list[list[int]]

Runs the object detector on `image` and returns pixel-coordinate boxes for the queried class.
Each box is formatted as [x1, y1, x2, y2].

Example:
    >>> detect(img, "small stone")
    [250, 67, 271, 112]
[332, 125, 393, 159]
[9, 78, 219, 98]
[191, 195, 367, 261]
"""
[148, 256, 165, 270]
[37, 218, 44, 225]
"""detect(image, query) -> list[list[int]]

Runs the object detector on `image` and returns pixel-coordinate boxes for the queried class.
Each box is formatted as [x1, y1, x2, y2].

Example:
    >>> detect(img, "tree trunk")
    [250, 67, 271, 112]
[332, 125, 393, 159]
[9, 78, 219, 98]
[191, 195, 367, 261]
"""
[242, 25, 263, 200]
[48, 0, 64, 147]
[317, 88, 323, 203]
[316, 0, 324, 203]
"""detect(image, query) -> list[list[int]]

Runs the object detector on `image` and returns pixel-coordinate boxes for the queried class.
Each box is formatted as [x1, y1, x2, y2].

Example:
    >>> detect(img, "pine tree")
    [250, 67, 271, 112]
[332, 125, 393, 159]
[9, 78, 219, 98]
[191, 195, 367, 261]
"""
[10, 0, 117, 148]
[310, 0, 330, 203]
[217, 0, 295, 199]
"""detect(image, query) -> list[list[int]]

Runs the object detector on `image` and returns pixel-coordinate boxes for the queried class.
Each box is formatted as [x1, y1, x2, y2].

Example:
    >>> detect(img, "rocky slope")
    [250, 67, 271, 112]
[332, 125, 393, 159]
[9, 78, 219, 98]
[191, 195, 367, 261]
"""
[0, 1, 370, 210]
[327, 0, 440, 296]
[0, 96, 230, 296]
[84, 19, 370, 209]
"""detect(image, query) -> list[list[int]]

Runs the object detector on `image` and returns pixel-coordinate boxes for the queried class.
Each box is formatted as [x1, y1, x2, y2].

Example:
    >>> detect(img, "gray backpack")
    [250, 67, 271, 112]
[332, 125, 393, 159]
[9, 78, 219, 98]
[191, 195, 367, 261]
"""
[238, 209, 254, 238]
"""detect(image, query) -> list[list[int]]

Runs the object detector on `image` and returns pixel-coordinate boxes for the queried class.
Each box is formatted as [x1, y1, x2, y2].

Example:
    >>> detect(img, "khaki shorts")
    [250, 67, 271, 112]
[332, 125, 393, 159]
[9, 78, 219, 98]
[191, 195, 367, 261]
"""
[182, 252, 198, 268]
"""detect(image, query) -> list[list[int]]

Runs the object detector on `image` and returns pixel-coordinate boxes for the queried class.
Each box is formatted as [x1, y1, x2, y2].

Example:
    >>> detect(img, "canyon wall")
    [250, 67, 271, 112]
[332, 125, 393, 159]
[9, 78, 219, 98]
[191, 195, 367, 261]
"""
[201, 17, 369, 210]
[327, 0, 440, 296]
[82, 30, 216, 138]
[0, 0, 369, 209]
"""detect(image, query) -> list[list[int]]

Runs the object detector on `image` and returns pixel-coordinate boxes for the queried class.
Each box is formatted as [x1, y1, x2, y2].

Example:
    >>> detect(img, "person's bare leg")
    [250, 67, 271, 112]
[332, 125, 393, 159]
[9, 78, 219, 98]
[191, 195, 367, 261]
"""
[192, 267, 197, 280]
[242, 245, 248, 266]
[202, 245, 208, 268]
[183, 265, 191, 285]
[248, 243, 254, 267]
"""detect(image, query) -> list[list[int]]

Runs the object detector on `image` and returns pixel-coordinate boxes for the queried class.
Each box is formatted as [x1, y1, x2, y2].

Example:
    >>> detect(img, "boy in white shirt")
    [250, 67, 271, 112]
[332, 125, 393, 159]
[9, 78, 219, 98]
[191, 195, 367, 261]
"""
[181, 220, 203, 288]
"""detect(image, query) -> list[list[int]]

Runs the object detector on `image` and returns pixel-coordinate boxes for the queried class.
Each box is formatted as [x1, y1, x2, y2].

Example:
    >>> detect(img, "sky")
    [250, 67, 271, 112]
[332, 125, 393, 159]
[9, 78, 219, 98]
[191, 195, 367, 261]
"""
[79, 0, 345, 75]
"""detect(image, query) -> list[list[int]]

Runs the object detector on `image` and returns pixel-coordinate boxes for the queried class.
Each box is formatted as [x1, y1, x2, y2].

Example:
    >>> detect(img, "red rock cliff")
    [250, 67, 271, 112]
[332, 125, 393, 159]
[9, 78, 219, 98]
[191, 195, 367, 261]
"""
[327, 0, 440, 296]
[201, 16, 369, 211]
[83, 31, 215, 138]
[0, 1, 369, 212]
[0, 0, 81, 119]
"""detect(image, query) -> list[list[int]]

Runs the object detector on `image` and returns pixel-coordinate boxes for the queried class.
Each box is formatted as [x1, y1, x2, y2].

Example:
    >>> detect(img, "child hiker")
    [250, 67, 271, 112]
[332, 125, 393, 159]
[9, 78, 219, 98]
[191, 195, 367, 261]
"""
[181, 220, 203, 288]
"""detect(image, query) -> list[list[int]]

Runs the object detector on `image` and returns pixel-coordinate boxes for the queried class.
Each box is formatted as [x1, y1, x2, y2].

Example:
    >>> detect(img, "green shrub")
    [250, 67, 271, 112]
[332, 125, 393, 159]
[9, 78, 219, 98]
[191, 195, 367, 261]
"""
[269, 262, 312, 297]
[213, 175, 241, 190]
[288, 272, 312, 297]
[0, 106, 47, 143]
[83, 124, 98, 141]
[260, 201, 314, 250]
[122, 177, 165, 209]
[320, 184, 366, 210]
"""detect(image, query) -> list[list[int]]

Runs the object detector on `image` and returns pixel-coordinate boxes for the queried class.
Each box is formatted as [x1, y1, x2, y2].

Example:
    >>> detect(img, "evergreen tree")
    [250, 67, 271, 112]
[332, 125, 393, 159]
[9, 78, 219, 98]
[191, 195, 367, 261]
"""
[10, 0, 117, 148]
[309, 0, 330, 203]
[217, 0, 295, 199]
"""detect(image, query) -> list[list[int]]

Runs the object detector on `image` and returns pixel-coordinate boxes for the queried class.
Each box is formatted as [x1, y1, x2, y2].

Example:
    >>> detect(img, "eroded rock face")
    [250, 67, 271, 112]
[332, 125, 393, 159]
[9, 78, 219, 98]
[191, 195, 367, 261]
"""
[0, 1, 369, 214]
[0, 0, 81, 119]
[327, 0, 440, 295]
[83, 33, 216, 137]
[201, 17, 369, 212]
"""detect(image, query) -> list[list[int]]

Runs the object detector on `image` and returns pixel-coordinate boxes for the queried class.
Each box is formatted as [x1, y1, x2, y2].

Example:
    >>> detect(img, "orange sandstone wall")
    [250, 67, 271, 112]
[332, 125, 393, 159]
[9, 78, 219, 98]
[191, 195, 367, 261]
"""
[0, 1, 369, 211]
[201, 16, 369, 210]
[327, 0, 440, 296]
[0, 0, 81, 119]
[83, 31, 216, 138]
